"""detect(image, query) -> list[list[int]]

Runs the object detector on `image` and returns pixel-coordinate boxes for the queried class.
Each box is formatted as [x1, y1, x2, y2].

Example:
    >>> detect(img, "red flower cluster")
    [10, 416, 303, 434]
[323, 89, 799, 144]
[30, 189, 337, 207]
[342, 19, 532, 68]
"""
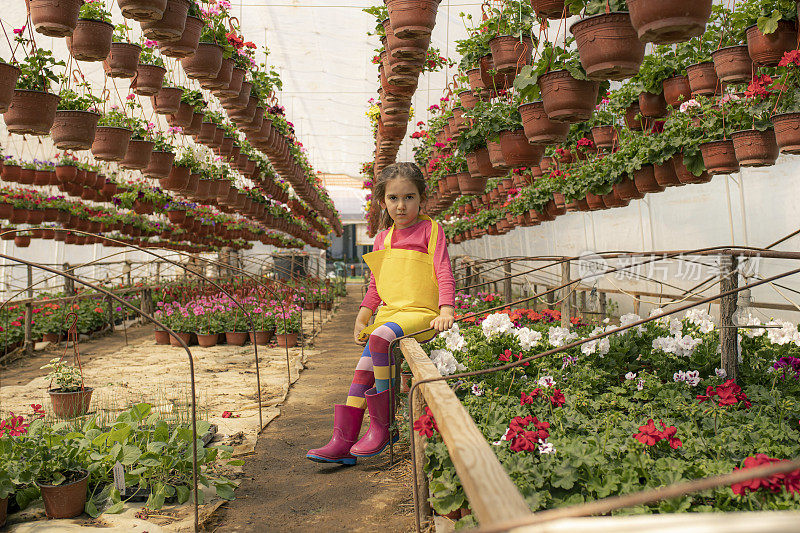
[221, 410, 240, 418]
[226, 32, 255, 51]
[549, 389, 566, 407]
[745, 74, 774, 99]
[410, 130, 427, 139]
[576, 137, 594, 149]
[778, 49, 800, 67]
[0, 413, 29, 437]
[504, 415, 550, 452]
[413, 406, 438, 438]
[633, 419, 682, 448]
[731, 454, 800, 495]
[696, 379, 751, 409]
[520, 388, 542, 404]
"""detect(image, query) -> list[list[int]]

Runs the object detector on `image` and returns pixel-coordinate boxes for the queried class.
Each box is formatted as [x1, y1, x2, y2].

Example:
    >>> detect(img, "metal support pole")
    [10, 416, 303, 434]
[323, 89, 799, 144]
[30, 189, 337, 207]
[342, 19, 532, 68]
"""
[124, 260, 132, 286]
[412, 391, 432, 525]
[561, 261, 571, 327]
[503, 260, 512, 307]
[720, 253, 739, 381]
[24, 265, 33, 356]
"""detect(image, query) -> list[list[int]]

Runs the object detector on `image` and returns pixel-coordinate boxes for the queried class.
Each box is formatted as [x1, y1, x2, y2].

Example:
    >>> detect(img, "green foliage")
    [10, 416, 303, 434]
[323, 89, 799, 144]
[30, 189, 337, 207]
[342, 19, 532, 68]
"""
[79, 1, 112, 23]
[40, 358, 84, 392]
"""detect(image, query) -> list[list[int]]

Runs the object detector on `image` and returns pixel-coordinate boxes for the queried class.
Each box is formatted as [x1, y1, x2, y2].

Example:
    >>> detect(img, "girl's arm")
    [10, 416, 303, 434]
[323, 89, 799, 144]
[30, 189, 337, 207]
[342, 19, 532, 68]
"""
[354, 306, 373, 346]
[431, 222, 456, 331]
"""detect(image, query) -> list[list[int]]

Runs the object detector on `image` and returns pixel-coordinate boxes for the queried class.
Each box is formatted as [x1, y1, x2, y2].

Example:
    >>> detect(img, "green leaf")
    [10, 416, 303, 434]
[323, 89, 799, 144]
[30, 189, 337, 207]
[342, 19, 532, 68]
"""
[121, 445, 142, 466]
[106, 501, 124, 514]
[85, 499, 100, 518]
[176, 485, 191, 504]
[216, 482, 236, 501]
[757, 11, 781, 35]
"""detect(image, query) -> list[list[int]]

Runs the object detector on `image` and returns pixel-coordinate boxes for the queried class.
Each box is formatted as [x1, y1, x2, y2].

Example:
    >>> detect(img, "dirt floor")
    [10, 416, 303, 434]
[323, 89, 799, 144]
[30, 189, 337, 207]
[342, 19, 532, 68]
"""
[207, 286, 417, 533]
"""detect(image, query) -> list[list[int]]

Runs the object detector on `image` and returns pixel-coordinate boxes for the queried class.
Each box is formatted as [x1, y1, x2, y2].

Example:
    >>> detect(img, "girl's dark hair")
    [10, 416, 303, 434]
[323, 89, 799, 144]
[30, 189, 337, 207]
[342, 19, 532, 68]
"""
[368, 162, 427, 231]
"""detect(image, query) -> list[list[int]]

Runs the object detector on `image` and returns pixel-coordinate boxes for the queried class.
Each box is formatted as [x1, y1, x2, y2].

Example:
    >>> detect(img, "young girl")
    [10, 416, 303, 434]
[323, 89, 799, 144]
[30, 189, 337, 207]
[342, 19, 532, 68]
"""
[306, 162, 455, 465]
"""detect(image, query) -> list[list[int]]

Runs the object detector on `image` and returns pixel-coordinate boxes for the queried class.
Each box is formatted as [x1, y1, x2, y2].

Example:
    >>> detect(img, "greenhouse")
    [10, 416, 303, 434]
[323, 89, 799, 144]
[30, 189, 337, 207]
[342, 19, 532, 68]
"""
[1, 0, 800, 531]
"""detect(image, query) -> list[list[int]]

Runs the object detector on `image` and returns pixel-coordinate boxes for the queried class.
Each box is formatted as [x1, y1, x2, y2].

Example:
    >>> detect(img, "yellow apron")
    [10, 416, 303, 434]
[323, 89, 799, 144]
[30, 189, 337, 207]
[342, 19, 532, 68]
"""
[358, 215, 441, 343]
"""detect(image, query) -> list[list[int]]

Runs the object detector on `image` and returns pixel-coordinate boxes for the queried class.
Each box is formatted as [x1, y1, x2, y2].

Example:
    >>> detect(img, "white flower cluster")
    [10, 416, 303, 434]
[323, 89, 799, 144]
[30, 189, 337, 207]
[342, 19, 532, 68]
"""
[684, 308, 716, 334]
[471, 384, 483, 396]
[673, 370, 701, 386]
[619, 313, 644, 334]
[430, 349, 466, 376]
[580, 326, 610, 356]
[538, 375, 555, 388]
[514, 327, 543, 350]
[765, 319, 800, 346]
[481, 312, 515, 339]
[650, 308, 683, 335]
[438, 323, 467, 352]
[715, 367, 727, 378]
[548, 326, 578, 347]
[625, 372, 637, 380]
[538, 441, 556, 455]
[652, 333, 703, 357]
[740, 313, 764, 338]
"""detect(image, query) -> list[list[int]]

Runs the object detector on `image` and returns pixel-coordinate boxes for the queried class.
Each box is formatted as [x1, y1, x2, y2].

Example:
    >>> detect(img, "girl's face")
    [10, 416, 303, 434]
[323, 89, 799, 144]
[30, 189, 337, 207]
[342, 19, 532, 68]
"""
[380, 177, 421, 229]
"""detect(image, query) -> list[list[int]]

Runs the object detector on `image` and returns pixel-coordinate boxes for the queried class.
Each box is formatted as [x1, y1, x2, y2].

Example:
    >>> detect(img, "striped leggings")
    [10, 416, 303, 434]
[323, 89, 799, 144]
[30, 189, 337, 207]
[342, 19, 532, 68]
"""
[345, 322, 402, 409]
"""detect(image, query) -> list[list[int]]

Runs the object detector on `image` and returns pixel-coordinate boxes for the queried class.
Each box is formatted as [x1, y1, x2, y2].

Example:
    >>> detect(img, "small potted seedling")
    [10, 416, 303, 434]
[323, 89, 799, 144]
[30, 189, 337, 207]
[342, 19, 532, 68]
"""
[41, 358, 93, 419]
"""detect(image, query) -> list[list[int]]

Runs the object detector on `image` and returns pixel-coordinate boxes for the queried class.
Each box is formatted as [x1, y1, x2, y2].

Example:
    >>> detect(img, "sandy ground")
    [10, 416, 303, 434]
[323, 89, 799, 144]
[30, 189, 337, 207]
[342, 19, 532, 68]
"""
[0, 306, 338, 532]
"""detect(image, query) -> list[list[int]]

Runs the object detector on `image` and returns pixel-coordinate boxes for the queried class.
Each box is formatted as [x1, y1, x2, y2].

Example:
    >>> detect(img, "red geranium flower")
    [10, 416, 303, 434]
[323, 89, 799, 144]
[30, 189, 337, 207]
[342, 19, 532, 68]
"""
[413, 406, 438, 437]
[549, 389, 566, 407]
[633, 418, 662, 446]
[778, 49, 800, 67]
[520, 388, 542, 405]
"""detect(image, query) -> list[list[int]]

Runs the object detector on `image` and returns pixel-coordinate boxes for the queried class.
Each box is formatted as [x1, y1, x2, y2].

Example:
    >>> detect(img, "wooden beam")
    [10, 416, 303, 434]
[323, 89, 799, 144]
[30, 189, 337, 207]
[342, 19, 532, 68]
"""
[400, 338, 530, 526]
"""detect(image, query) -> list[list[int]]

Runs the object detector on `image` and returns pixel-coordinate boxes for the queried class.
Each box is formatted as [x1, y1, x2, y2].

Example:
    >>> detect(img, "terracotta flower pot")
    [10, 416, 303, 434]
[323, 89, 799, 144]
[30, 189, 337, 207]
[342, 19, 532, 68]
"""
[662, 75, 692, 107]
[624, 101, 642, 130]
[488, 35, 533, 74]
[585, 192, 606, 210]
[771, 113, 800, 154]
[225, 331, 248, 346]
[466, 67, 488, 95]
[672, 154, 711, 184]
[215, 66, 246, 99]
[531, 0, 566, 19]
[3, 90, 60, 136]
[699, 139, 740, 175]
[686, 61, 720, 96]
[91, 127, 132, 161]
[277, 332, 298, 348]
[67, 18, 113, 62]
[602, 188, 630, 208]
[591, 125, 617, 150]
[0, 63, 21, 114]
[249, 330, 274, 345]
[49, 387, 93, 419]
[14, 235, 31, 247]
[499, 129, 544, 167]
[141, 0, 190, 42]
[167, 101, 193, 128]
[160, 15, 202, 57]
[118, 0, 168, 21]
[638, 91, 667, 118]
[169, 332, 192, 346]
[653, 159, 682, 187]
[457, 170, 487, 194]
[197, 333, 218, 347]
[28, 0, 83, 37]
[132, 63, 167, 96]
[181, 42, 224, 79]
[55, 165, 78, 183]
[103, 42, 142, 78]
[151, 86, 182, 115]
[385, 0, 439, 39]
[731, 128, 779, 167]
[711, 45, 753, 84]
[50, 110, 100, 150]
[120, 139, 154, 170]
[633, 165, 666, 193]
[37, 470, 89, 519]
[154, 329, 170, 344]
[571, 12, 645, 81]
[627, 0, 712, 44]
[143, 150, 175, 179]
[539, 69, 599, 123]
[185, 111, 204, 135]
[614, 176, 644, 200]
[519, 101, 570, 144]
[201, 57, 234, 90]
[746, 21, 799, 67]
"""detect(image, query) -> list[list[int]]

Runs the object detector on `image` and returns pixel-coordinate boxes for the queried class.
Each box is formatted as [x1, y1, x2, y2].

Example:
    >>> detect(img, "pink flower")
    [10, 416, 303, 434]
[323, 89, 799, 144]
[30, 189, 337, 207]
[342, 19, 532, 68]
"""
[126, 93, 136, 101]
[144, 39, 159, 48]
[13, 25, 26, 35]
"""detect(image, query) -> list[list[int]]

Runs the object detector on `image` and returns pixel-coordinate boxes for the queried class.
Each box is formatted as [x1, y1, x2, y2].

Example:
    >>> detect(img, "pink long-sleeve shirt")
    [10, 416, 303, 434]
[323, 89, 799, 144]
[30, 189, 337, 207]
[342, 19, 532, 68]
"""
[360, 217, 455, 312]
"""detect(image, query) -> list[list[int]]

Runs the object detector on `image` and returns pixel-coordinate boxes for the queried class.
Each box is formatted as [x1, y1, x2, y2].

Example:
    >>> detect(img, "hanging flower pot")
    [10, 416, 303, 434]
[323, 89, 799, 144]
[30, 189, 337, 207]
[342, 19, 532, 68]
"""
[385, 0, 439, 39]
[167, 101, 193, 128]
[539, 70, 599, 123]
[499, 129, 544, 167]
[624, 101, 642, 130]
[151, 86, 182, 114]
[662, 75, 691, 107]
[91, 126, 132, 161]
[3, 90, 60, 136]
[140, 0, 190, 42]
[731, 128, 779, 167]
[653, 159, 682, 187]
[120, 139, 154, 170]
[132, 64, 167, 96]
[160, 15, 202, 57]
[584, 192, 605, 210]
[383, 18, 430, 61]
[181, 43, 223, 79]
[771, 113, 800, 154]
[699, 139, 740, 174]
[591, 125, 618, 150]
[103, 42, 142, 78]
[66, 19, 113, 61]
[519, 100, 570, 144]
[14, 235, 31, 247]
[711, 45, 753, 84]
[0, 63, 20, 114]
[50, 110, 100, 150]
[686, 62, 720, 96]
[37, 470, 89, 518]
[28, 0, 83, 37]
[49, 388, 94, 419]
[185, 111, 204, 135]
[466, 68, 488, 95]
[626, 0, 712, 44]
[118, 0, 168, 21]
[633, 165, 665, 193]
[488, 35, 533, 74]
[571, 12, 645, 81]
[602, 188, 630, 208]
[215, 66, 246, 99]
[201, 57, 234, 90]
[672, 154, 711, 184]
[746, 21, 799, 67]
[458, 169, 488, 195]
[638, 91, 667, 117]
[613, 176, 644, 200]
[531, 0, 566, 19]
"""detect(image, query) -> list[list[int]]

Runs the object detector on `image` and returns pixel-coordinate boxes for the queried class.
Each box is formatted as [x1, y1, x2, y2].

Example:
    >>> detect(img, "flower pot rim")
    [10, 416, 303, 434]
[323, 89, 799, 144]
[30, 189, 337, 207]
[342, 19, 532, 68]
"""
[12, 88, 59, 97]
[197, 41, 223, 48]
[730, 128, 775, 136]
[48, 387, 94, 395]
[488, 33, 534, 43]
[111, 41, 143, 50]
[699, 138, 735, 147]
[55, 109, 101, 116]
[96, 125, 133, 132]
[771, 112, 800, 120]
[745, 21, 797, 34]
[711, 44, 749, 54]
[76, 17, 114, 27]
[139, 62, 167, 71]
[569, 10, 633, 32]
[35, 469, 89, 489]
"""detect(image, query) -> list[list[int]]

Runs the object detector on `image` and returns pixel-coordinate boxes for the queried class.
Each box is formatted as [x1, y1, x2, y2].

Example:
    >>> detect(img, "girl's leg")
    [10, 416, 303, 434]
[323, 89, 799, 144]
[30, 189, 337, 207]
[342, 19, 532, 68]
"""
[345, 343, 375, 410]
[367, 322, 403, 394]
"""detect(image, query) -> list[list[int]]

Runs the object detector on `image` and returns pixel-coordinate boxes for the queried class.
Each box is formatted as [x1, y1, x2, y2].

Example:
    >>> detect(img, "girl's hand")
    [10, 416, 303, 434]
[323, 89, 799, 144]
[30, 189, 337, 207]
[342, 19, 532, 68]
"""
[354, 320, 368, 346]
[430, 306, 455, 332]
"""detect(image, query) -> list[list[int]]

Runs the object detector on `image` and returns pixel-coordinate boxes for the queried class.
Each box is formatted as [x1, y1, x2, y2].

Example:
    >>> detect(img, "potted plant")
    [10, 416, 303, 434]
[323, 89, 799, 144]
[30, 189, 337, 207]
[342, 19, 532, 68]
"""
[91, 107, 133, 161]
[120, 116, 155, 170]
[180, 5, 225, 80]
[132, 39, 167, 96]
[249, 306, 276, 345]
[728, 77, 780, 167]
[768, 50, 800, 154]
[482, 1, 536, 74]
[41, 357, 93, 419]
[55, 152, 81, 182]
[151, 82, 183, 115]
[50, 80, 102, 150]
[276, 310, 301, 348]
[66, 1, 113, 62]
[104, 23, 143, 78]
[28, 0, 84, 38]
[696, 94, 742, 175]
[741, 0, 799, 67]
[3, 31, 64, 136]
[118, 0, 168, 22]
[0, 57, 21, 114]
[143, 129, 176, 179]
[626, 0, 713, 44]
[224, 308, 249, 346]
[711, 6, 754, 84]
[159, 1, 203, 57]
[141, 0, 192, 43]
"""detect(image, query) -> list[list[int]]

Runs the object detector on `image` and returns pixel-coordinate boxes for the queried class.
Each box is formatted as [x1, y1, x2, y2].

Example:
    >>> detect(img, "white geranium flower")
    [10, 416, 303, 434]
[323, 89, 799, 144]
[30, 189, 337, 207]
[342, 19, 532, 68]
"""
[514, 327, 543, 350]
[471, 384, 483, 396]
[684, 370, 701, 387]
[684, 308, 716, 333]
[538, 441, 556, 454]
[673, 371, 686, 382]
[548, 326, 578, 347]
[482, 313, 515, 339]
[625, 372, 637, 381]
[538, 375, 555, 388]
[766, 319, 800, 346]
[715, 367, 727, 378]
[581, 327, 609, 356]
[637, 379, 645, 391]
[430, 349, 466, 376]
